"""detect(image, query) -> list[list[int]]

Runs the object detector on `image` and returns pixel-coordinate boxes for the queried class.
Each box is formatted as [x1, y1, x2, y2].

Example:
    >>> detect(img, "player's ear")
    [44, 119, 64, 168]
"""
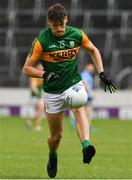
[64, 16, 68, 23]
[47, 19, 53, 26]
[47, 19, 50, 26]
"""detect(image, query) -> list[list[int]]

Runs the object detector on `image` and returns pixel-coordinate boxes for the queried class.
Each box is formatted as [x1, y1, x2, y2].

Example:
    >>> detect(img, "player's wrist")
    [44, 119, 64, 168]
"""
[99, 71, 109, 85]
[99, 71, 105, 79]
[42, 71, 48, 79]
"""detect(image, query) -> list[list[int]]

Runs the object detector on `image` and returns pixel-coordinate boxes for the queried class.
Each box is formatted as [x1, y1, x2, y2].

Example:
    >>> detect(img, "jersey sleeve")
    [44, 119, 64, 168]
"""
[81, 31, 91, 49]
[28, 39, 43, 61]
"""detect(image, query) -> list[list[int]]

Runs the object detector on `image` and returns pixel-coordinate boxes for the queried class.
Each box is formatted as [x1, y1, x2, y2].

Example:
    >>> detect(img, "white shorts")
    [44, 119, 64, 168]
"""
[44, 81, 85, 113]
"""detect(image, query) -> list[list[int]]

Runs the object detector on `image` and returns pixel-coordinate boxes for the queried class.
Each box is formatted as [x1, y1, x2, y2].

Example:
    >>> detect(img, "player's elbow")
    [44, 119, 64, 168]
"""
[89, 46, 101, 61]
[22, 65, 28, 75]
[89, 46, 99, 55]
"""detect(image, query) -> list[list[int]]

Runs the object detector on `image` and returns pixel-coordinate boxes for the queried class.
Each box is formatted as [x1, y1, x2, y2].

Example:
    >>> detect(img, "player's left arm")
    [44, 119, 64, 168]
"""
[81, 31, 104, 73]
[81, 31, 116, 93]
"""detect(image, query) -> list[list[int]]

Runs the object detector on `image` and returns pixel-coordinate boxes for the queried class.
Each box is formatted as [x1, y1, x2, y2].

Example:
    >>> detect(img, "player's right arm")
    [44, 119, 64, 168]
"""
[22, 39, 44, 78]
[23, 39, 60, 82]
[23, 57, 44, 78]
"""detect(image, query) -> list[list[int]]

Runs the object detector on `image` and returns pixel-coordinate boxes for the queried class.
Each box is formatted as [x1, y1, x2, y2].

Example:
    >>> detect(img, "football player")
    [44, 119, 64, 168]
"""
[22, 3, 116, 178]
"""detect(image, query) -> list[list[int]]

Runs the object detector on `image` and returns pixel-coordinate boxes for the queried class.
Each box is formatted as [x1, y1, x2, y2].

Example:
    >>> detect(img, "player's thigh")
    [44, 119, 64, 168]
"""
[46, 112, 64, 136]
[85, 105, 93, 114]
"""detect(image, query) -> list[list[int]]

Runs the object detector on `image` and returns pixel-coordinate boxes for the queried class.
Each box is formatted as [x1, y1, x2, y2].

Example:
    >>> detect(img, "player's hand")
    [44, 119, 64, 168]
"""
[99, 72, 116, 93]
[43, 72, 59, 82]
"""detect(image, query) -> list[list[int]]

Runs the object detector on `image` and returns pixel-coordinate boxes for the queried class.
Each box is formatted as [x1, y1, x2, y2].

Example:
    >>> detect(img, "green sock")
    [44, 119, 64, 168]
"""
[81, 140, 90, 149]
[49, 151, 57, 158]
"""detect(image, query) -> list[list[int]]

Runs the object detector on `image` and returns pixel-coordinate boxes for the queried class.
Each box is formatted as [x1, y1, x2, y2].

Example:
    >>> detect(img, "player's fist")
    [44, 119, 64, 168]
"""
[99, 72, 116, 93]
[43, 72, 59, 82]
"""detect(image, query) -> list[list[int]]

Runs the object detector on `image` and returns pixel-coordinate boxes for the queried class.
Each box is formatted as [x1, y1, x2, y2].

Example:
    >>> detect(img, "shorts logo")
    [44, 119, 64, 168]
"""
[70, 41, 75, 47]
[65, 96, 72, 107]
[72, 84, 82, 92]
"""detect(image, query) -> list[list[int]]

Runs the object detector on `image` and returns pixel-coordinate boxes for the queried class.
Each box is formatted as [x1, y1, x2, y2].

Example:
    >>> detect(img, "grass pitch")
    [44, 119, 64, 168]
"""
[0, 116, 132, 179]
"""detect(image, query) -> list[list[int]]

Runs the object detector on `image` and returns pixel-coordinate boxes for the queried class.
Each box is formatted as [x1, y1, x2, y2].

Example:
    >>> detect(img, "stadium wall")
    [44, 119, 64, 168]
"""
[0, 88, 132, 119]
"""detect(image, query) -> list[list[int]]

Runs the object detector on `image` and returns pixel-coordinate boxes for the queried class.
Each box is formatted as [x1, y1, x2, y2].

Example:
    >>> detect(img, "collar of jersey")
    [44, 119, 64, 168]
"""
[50, 26, 68, 39]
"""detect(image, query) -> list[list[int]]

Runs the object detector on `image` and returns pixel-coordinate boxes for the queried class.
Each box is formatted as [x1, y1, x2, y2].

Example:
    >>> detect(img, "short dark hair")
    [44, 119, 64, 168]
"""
[48, 3, 67, 24]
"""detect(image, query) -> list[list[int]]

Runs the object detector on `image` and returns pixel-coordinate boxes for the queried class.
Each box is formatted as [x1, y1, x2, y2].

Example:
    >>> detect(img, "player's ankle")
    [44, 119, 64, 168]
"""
[81, 140, 90, 149]
[49, 151, 57, 158]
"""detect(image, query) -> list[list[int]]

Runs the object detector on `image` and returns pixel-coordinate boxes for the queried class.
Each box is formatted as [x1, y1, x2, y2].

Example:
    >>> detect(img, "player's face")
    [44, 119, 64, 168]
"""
[48, 17, 67, 36]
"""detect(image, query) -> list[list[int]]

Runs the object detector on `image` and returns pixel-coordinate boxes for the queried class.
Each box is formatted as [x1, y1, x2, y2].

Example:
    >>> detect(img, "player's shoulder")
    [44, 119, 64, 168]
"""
[67, 25, 83, 36]
[38, 27, 50, 36]
[66, 26, 84, 45]
[37, 27, 51, 44]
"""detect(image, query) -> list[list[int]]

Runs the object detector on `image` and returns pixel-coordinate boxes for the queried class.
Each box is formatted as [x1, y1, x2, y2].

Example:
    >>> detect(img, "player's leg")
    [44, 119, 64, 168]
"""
[46, 111, 64, 178]
[71, 107, 96, 164]
[47, 112, 63, 152]
[85, 105, 93, 127]
[71, 107, 89, 140]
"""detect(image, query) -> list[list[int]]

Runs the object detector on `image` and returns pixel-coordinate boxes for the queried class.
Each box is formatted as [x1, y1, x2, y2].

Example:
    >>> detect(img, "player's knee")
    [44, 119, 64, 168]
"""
[51, 133, 62, 143]
[54, 133, 62, 143]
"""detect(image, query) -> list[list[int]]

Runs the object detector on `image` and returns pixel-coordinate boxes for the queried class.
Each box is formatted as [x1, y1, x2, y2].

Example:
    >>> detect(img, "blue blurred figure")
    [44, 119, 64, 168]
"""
[81, 63, 95, 128]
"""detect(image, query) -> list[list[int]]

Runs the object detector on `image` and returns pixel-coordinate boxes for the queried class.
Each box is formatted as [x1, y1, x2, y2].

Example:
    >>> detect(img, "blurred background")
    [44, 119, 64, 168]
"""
[0, 0, 132, 119]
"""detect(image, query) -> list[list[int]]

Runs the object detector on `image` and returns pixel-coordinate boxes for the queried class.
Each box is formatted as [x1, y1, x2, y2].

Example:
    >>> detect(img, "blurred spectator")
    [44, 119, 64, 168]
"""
[26, 63, 44, 131]
[81, 63, 95, 128]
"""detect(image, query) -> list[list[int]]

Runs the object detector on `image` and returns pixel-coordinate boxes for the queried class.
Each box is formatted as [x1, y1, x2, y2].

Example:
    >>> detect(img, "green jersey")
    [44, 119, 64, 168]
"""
[28, 26, 90, 94]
